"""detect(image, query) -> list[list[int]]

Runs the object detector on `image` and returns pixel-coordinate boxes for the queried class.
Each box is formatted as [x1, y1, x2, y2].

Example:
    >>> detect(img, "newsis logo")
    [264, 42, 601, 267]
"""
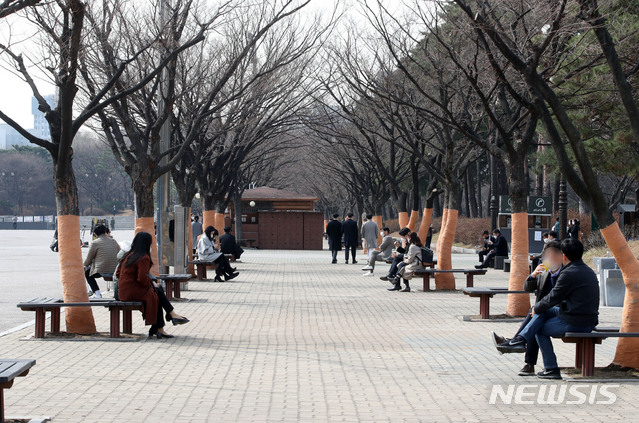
[489, 384, 619, 405]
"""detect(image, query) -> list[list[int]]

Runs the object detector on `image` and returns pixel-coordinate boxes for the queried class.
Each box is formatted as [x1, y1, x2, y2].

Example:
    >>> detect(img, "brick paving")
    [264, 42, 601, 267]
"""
[0, 231, 636, 422]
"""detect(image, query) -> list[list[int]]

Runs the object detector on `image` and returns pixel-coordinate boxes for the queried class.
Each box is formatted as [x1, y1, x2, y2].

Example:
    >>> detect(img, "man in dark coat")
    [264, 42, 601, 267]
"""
[496, 239, 599, 379]
[326, 214, 343, 264]
[476, 228, 508, 269]
[341, 213, 359, 264]
[492, 240, 564, 376]
[219, 226, 244, 259]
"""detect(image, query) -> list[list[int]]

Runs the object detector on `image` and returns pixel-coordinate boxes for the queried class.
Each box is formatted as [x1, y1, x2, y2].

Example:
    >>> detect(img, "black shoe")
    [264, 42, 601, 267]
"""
[387, 284, 401, 291]
[379, 276, 389, 281]
[156, 332, 175, 339]
[475, 265, 484, 269]
[518, 364, 535, 376]
[491, 331, 510, 349]
[401, 281, 410, 292]
[225, 272, 239, 281]
[214, 276, 224, 282]
[231, 267, 237, 272]
[537, 368, 562, 379]
[352, 260, 358, 264]
[345, 260, 349, 264]
[332, 260, 337, 264]
[170, 316, 189, 326]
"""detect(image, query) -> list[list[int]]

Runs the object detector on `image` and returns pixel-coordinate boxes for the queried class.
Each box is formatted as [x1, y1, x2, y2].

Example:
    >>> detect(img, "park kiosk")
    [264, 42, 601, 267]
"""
[498, 195, 552, 254]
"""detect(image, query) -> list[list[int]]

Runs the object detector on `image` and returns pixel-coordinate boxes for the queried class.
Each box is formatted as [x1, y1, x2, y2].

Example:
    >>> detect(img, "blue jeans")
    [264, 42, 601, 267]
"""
[519, 307, 595, 369]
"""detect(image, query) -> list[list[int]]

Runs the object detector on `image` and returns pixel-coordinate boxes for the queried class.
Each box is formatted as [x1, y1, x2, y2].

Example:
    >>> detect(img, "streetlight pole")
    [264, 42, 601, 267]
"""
[559, 178, 568, 240]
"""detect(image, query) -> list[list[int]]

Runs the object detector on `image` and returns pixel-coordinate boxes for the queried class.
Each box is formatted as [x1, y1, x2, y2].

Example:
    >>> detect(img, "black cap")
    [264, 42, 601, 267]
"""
[398, 227, 410, 236]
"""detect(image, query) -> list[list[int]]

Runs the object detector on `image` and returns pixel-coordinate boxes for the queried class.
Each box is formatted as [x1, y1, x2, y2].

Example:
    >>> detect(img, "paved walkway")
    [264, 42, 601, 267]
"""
[0, 231, 636, 422]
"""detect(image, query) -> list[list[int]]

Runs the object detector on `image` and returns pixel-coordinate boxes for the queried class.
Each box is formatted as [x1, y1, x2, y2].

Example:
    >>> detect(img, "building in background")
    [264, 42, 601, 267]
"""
[0, 95, 55, 149]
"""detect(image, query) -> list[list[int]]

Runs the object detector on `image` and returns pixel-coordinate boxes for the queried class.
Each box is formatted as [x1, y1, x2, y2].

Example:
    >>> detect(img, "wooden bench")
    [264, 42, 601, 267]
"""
[559, 329, 639, 377]
[157, 274, 192, 300]
[461, 287, 528, 319]
[0, 358, 36, 422]
[384, 258, 437, 268]
[503, 259, 533, 273]
[190, 254, 234, 280]
[17, 297, 143, 338]
[414, 268, 486, 291]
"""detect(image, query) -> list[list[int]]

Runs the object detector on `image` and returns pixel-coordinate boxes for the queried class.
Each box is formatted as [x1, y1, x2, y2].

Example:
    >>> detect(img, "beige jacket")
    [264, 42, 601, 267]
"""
[83, 235, 120, 275]
[399, 244, 424, 279]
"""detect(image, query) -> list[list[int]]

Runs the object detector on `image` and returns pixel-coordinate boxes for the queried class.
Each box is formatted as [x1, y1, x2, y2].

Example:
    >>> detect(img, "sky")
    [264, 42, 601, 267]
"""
[0, 0, 400, 129]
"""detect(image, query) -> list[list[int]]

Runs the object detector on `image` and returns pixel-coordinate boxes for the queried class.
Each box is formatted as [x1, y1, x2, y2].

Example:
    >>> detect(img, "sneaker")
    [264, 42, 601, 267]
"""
[87, 290, 93, 296]
[89, 293, 102, 299]
[518, 364, 535, 376]
[537, 368, 562, 379]
[361, 265, 373, 271]
[362, 272, 374, 277]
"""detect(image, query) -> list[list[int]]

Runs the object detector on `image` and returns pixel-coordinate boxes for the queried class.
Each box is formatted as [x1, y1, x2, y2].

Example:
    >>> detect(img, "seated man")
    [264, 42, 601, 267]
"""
[84, 224, 120, 298]
[491, 240, 564, 376]
[477, 230, 495, 263]
[361, 227, 393, 276]
[496, 239, 599, 379]
[380, 227, 411, 282]
[219, 226, 244, 260]
[475, 228, 508, 269]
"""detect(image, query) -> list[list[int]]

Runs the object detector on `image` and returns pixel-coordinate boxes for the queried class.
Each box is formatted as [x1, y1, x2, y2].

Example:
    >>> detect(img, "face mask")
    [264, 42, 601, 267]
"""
[543, 238, 549, 244]
[380, 231, 385, 237]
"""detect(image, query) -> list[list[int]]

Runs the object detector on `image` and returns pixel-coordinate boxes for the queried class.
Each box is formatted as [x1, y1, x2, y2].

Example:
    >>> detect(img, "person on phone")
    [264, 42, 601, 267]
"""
[116, 232, 189, 339]
[491, 240, 563, 376]
[388, 232, 424, 292]
[361, 227, 393, 276]
[380, 227, 411, 282]
[477, 230, 495, 263]
[475, 228, 508, 269]
[197, 226, 238, 282]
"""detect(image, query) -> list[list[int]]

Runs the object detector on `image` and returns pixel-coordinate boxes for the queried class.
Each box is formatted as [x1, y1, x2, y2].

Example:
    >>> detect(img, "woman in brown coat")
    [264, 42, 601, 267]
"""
[116, 231, 189, 338]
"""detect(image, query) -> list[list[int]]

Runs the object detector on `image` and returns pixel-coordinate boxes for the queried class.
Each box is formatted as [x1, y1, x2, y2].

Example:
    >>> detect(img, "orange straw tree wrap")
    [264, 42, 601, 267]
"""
[436, 208, 449, 260]
[601, 223, 639, 369]
[135, 217, 159, 277]
[215, 212, 225, 233]
[407, 210, 419, 232]
[202, 210, 216, 230]
[435, 208, 457, 290]
[373, 215, 383, 245]
[188, 225, 195, 277]
[58, 215, 97, 334]
[417, 208, 433, 245]
[398, 211, 409, 229]
[506, 212, 531, 316]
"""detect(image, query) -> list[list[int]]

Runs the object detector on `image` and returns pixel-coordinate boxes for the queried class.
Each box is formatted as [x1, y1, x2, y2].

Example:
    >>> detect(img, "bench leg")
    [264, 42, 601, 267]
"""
[466, 274, 474, 288]
[1, 387, 4, 423]
[574, 340, 583, 369]
[196, 264, 206, 280]
[581, 338, 596, 377]
[422, 274, 430, 291]
[165, 281, 173, 300]
[110, 307, 121, 338]
[51, 308, 61, 333]
[174, 280, 181, 298]
[35, 309, 46, 338]
[122, 310, 133, 334]
[479, 295, 491, 319]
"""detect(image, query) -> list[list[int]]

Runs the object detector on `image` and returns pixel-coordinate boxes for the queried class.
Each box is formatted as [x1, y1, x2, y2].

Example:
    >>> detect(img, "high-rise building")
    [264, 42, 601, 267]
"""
[0, 95, 55, 149]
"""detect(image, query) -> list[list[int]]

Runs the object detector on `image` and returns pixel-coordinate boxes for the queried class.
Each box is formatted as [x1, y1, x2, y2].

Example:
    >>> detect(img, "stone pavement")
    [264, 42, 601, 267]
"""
[0, 231, 637, 422]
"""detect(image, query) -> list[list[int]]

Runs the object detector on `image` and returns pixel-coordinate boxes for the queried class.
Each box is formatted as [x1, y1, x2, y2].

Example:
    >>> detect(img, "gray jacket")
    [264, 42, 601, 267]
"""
[361, 220, 379, 249]
[378, 235, 394, 261]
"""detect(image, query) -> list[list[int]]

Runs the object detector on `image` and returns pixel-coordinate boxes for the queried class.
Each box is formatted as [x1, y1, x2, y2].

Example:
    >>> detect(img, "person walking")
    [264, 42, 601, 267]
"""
[342, 213, 359, 264]
[191, 215, 203, 254]
[361, 214, 379, 261]
[326, 214, 343, 264]
[12, 215, 17, 229]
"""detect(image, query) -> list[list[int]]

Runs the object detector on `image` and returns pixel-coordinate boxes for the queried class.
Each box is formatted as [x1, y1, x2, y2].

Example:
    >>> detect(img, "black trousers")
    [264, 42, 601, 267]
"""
[85, 268, 101, 292]
[150, 286, 175, 332]
[214, 254, 233, 277]
[478, 249, 489, 263]
[344, 244, 356, 261]
[387, 254, 405, 277]
[480, 250, 497, 268]
[515, 311, 539, 365]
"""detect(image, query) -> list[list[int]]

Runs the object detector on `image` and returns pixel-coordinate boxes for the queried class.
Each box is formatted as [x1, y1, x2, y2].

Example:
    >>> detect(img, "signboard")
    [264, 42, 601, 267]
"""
[527, 196, 551, 215]
[499, 195, 511, 214]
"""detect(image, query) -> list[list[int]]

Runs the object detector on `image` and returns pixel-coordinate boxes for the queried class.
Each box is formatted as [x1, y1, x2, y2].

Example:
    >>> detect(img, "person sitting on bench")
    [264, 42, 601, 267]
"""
[475, 229, 508, 269]
[219, 226, 244, 260]
[491, 240, 564, 376]
[529, 231, 557, 269]
[477, 230, 495, 263]
[361, 227, 393, 276]
[197, 226, 239, 282]
[116, 231, 189, 339]
[380, 227, 411, 282]
[83, 224, 120, 299]
[388, 232, 424, 292]
[495, 238, 599, 379]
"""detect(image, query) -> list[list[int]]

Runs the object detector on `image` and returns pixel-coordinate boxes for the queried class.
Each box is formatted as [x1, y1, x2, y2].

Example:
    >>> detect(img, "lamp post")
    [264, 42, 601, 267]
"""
[559, 178, 568, 240]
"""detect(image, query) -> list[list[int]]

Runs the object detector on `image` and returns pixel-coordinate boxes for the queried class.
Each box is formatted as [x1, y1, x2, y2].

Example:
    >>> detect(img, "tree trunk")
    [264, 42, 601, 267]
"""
[505, 160, 531, 317]
[55, 164, 97, 334]
[417, 207, 433, 245]
[476, 160, 483, 217]
[435, 189, 458, 290]
[133, 179, 159, 277]
[233, 191, 243, 240]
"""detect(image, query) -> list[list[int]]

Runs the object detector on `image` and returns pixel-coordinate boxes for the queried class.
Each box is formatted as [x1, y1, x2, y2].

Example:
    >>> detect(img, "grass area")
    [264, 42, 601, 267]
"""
[582, 239, 639, 269]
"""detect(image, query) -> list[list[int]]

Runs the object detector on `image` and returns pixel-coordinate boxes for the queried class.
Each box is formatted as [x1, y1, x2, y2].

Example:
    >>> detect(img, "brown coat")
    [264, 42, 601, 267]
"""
[115, 255, 158, 325]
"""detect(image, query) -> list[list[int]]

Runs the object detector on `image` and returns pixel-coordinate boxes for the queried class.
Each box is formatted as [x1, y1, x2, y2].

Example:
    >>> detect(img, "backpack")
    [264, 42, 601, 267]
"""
[421, 247, 434, 265]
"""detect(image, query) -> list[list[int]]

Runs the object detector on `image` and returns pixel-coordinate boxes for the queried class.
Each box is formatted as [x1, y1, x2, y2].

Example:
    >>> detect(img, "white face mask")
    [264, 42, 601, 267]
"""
[543, 238, 549, 244]
[380, 231, 385, 237]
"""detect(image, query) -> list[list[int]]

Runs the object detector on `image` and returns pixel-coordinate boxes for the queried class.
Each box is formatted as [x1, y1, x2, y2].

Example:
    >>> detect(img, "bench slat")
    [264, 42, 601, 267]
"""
[0, 359, 36, 383]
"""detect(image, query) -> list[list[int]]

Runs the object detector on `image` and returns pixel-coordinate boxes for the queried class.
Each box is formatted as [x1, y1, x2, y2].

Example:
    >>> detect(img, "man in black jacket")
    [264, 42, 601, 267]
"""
[476, 229, 508, 269]
[326, 214, 343, 264]
[478, 230, 495, 263]
[341, 213, 359, 264]
[380, 227, 411, 282]
[219, 226, 244, 259]
[497, 239, 599, 379]
[492, 240, 564, 376]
